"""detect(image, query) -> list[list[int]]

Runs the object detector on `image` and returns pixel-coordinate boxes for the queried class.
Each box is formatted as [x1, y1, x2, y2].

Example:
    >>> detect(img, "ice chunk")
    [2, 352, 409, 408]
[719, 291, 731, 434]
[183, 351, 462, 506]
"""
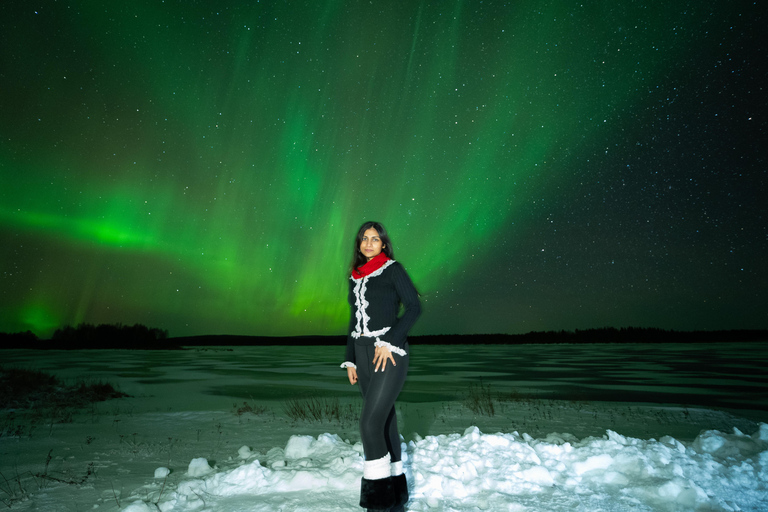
[542, 432, 578, 445]
[658, 479, 706, 508]
[461, 426, 476, 436]
[660, 435, 686, 453]
[606, 430, 627, 445]
[238, 445, 253, 459]
[693, 430, 727, 454]
[754, 422, 768, 441]
[521, 466, 554, 486]
[572, 453, 613, 475]
[154, 467, 170, 478]
[693, 428, 767, 459]
[187, 457, 212, 477]
[285, 435, 313, 459]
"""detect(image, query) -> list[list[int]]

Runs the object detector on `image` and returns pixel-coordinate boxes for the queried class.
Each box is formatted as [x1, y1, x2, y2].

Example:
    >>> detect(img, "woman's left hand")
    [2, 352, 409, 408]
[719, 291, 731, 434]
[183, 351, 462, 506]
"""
[373, 345, 396, 372]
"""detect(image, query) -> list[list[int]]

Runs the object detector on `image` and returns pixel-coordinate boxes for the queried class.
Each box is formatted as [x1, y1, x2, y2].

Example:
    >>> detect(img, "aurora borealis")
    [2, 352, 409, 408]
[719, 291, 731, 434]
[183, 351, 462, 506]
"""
[1, 1, 765, 338]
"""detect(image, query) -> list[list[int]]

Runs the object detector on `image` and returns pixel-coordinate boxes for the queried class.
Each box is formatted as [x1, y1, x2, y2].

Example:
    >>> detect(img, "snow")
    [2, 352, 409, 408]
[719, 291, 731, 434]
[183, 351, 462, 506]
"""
[128, 425, 767, 511]
[1, 344, 766, 511]
[186, 457, 213, 477]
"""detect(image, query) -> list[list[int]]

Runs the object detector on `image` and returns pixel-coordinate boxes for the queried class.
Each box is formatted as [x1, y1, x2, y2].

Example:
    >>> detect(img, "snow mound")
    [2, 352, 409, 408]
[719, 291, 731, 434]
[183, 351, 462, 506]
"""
[237, 445, 253, 459]
[143, 425, 767, 511]
[186, 457, 212, 477]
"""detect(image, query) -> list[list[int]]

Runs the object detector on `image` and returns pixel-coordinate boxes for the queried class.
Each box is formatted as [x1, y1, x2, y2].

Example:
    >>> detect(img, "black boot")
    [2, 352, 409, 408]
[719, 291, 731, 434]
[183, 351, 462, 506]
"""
[390, 473, 408, 511]
[360, 477, 394, 510]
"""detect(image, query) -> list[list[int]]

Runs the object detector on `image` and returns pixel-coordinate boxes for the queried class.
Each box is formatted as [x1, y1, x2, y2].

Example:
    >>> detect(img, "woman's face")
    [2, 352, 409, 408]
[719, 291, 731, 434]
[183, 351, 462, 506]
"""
[360, 228, 384, 261]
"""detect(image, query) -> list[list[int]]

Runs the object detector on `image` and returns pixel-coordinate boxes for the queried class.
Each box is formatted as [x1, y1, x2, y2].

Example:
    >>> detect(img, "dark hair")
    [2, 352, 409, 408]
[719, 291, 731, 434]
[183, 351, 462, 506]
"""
[350, 221, 394, 274]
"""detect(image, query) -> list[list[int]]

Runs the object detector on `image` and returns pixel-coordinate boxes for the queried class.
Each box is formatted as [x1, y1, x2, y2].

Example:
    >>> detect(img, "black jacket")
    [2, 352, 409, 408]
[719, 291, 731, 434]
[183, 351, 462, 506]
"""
[344, 260, 421, 365]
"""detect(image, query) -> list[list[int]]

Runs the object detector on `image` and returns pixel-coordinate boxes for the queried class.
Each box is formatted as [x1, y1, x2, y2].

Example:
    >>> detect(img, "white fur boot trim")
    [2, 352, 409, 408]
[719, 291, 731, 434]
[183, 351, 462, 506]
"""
[363, 454, 391, 480]
[390, 460, 403, 476]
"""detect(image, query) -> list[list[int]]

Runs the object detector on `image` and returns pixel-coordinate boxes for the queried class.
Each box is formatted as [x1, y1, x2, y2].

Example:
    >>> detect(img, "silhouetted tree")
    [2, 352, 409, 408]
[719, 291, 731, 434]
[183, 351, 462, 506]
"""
[48, 323, 173, 349]
[0, 330, 39, 348]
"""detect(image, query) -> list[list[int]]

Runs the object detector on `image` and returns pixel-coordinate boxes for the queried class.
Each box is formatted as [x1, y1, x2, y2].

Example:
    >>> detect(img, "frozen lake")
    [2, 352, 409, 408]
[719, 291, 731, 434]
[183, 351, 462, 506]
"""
[2, 342, 767, 511]
[3, 341, 766, 413]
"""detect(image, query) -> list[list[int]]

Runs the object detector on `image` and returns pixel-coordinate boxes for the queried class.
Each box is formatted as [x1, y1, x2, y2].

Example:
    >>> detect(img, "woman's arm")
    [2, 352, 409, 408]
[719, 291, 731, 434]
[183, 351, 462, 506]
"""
[380, 263, 421, 350]
[344, 313, 357, 365]
[342, 279, 357, 368]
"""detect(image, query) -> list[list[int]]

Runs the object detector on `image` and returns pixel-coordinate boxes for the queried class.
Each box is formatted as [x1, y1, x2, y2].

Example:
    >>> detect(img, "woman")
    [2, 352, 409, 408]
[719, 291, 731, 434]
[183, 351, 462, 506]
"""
[341, 221, 421, 511]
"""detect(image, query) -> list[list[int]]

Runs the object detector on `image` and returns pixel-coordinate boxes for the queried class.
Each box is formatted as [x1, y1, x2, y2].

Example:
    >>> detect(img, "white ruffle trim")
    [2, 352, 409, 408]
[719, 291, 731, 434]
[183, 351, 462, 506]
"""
[340, 361, 357, 369]
[374, 340, 407, 357]
[351, 260, 396, 339]
[351, 326, 390, 339]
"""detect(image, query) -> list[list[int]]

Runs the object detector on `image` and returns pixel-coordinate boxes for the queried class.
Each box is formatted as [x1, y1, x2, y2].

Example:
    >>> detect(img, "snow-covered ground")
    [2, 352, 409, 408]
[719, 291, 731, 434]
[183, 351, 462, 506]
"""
[1, 344, 766, 511]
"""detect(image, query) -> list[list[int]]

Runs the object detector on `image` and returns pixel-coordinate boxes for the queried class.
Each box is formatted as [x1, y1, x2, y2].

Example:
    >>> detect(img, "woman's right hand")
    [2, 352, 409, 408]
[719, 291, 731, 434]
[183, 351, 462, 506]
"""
[347, 366, 358, 385]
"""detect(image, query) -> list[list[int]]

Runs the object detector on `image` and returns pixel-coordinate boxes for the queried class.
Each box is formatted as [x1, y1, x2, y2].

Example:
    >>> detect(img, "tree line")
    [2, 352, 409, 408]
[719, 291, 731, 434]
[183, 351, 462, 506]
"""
[0, 323, 176, 349]
[411, 327, 768, 345]
[172, 327, 768, 346]
[1, 325, 765, 349]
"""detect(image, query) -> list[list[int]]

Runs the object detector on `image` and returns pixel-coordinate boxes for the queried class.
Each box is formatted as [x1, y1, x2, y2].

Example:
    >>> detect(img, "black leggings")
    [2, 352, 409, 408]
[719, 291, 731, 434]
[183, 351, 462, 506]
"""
[355, 342, 409, 462]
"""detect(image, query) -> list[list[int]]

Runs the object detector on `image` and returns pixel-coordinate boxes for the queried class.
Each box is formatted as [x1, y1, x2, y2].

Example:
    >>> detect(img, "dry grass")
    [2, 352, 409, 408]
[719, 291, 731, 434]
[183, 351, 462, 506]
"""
[232, 400, 268, 417]
[0, 366, 128, 435]
[284, 396, 359, 426]
[463, 380, 496, 416]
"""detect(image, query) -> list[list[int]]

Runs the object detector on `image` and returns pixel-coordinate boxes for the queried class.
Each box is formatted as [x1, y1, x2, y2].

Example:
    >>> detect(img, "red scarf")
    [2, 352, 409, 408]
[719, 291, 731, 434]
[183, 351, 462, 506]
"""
[352, 252, 391, 279]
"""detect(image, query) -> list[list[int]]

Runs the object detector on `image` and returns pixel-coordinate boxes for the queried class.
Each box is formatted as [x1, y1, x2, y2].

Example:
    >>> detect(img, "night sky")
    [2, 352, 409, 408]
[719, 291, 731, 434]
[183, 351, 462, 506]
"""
[1, 1, 765, 339]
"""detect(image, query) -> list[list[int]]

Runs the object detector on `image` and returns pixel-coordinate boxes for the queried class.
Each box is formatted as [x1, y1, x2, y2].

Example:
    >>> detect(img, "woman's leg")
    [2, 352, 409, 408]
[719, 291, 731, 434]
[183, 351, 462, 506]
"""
[356, 346, 408, 460]
[385, 400, 409, 511]
[383, 405, 400, 461]
[354, 343, 409, 510]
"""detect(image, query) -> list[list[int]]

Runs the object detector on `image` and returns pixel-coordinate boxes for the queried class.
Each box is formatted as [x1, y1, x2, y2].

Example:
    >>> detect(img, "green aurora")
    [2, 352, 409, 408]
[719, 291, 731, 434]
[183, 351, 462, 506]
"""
[1, 1, 765, 337]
